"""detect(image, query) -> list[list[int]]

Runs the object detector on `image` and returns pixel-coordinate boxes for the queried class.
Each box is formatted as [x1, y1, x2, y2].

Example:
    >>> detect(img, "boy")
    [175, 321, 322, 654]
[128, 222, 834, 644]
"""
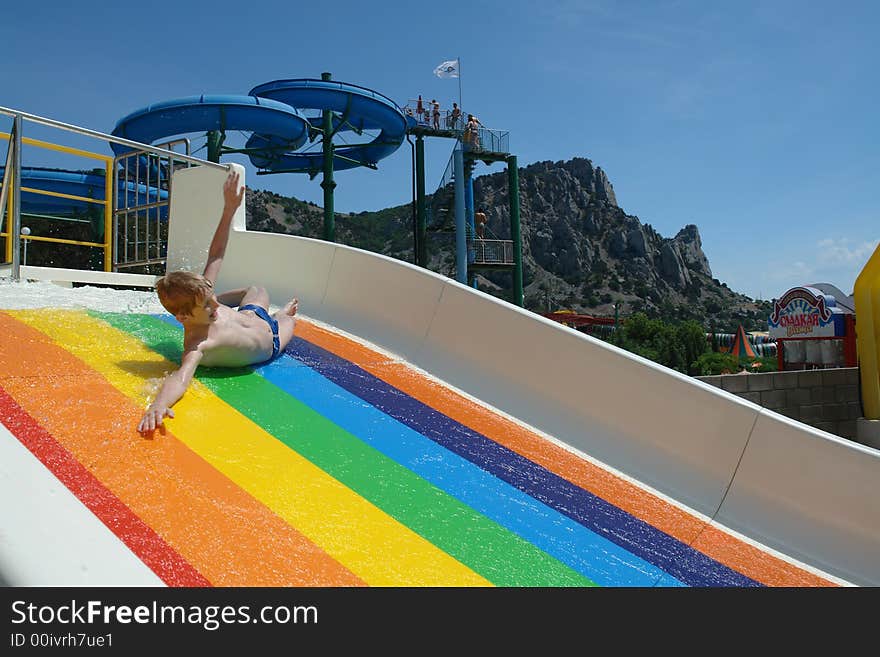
[137, 170, 298, 434]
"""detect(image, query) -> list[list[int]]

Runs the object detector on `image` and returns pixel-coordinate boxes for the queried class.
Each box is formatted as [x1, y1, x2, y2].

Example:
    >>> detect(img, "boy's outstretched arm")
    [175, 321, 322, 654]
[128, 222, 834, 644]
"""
[137, 348, 203, 434]
[202, 170, 245, 285]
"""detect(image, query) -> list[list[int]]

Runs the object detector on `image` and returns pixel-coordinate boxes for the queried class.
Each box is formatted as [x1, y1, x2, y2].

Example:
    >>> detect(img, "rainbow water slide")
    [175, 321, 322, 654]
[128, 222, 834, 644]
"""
[1, 165, 878, 587]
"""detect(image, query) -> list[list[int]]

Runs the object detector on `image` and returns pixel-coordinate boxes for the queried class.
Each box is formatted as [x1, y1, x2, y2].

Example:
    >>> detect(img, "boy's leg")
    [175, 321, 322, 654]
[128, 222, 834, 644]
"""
[229, 285, 270, 310]
[273, 298, 299, 351]
[215, 287, 250, 307]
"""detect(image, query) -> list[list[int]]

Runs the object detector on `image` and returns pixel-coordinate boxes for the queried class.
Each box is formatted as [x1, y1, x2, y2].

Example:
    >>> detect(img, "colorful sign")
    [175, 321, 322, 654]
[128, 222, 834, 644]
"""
[768, 287, 842, 339]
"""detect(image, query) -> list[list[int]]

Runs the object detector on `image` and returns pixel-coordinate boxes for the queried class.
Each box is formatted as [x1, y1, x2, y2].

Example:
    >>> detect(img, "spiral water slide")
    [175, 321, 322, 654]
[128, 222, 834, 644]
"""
[108, 82, 406, 175]
[1, 166, 878, 588]
[110, 94, 310, 162]
[0, 167, 167, 215]
[247, 79, 407, 172]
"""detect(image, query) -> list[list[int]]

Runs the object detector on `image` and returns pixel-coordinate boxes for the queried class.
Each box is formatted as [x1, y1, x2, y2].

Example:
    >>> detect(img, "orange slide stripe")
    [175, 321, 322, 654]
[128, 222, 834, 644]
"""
[0, 312, 364, 587]
[0, 384, 209, 587]
[296, 319, 834, 587]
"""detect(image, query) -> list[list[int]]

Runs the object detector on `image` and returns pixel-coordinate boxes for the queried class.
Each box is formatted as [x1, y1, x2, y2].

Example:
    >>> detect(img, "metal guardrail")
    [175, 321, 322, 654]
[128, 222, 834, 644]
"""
[1, 132, 114, 270]
[404, 99, 466, 131]
[403, 99, 508, 154]
[471, 238, 514, 265]
[113, 138, 191, 273]
[0, 107, 226, 169]
[0, 105, 227, 280]
[466, 126, 509, 155]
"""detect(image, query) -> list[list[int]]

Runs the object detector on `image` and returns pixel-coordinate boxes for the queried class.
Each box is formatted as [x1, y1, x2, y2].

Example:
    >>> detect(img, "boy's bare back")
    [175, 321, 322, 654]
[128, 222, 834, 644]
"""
[184, 300, 298, 368]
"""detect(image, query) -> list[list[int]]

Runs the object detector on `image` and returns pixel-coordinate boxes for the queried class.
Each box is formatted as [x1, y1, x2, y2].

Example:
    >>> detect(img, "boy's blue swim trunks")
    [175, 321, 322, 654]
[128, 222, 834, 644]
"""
[238, 304, 280, 359]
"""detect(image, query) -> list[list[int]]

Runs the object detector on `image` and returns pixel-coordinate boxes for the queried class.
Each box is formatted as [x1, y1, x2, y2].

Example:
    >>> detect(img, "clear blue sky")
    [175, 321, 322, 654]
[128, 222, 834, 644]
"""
[2, 0, 877, 301]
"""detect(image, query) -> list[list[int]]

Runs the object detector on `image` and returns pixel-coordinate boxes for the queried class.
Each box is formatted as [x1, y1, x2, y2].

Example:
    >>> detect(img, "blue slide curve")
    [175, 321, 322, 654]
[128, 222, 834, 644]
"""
[110, 94, 310, 159]
[1, 166, 166, 216]
[248, 78, 407, 172]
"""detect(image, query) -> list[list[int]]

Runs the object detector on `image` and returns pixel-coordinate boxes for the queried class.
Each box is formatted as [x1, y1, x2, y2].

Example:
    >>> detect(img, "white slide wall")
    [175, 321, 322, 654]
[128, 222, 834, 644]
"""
[0, 425, 164, 586]
[719, 411, 880, 585]
[166, 165, 880, 585]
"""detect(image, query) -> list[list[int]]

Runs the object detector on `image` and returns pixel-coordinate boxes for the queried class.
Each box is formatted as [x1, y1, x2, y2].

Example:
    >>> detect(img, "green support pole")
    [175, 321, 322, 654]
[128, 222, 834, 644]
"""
[320, 72, 336, 242]
[507, 155, 524, 307]
[206, 130, 222, 163]
[614, 302, 620, 344]
[415, 135, 427, 267]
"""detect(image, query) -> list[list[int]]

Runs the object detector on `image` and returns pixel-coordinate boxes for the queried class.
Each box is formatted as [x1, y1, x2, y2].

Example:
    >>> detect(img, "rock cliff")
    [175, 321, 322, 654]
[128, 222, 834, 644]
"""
[245, 156, 770, 330]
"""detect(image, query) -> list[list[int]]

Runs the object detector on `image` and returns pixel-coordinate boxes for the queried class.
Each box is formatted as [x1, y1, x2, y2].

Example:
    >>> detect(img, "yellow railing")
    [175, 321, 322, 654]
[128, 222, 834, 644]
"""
[0, 132, 114, 271]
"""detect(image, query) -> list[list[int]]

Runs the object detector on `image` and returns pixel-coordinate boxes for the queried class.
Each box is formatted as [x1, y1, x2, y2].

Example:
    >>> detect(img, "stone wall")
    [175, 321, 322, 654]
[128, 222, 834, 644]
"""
[696, 367, 861, 440]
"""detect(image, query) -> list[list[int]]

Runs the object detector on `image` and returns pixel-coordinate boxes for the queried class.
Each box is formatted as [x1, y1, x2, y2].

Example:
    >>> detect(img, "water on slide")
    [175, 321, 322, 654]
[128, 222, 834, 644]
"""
[0, 279, 842, 587]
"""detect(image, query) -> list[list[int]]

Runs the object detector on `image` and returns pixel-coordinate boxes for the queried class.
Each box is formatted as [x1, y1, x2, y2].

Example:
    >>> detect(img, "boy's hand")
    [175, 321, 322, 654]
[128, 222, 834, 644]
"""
[223, 170, 245, 210]
[138, 405, 175, 434]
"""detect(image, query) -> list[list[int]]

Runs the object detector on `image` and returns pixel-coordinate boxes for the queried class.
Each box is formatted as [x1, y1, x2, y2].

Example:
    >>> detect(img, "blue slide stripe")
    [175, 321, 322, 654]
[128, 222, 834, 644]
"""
[286, 337, 762, 587]
[254, 354, 675, 587]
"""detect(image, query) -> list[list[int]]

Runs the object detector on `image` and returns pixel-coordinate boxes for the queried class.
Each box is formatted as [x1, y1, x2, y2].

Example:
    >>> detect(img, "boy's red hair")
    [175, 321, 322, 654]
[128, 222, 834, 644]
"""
[155, 271, 213, 316]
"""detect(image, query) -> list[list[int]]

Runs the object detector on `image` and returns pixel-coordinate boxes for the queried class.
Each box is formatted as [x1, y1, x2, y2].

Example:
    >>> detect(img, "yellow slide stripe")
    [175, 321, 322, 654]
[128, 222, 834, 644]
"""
[13, 310, 488, 586]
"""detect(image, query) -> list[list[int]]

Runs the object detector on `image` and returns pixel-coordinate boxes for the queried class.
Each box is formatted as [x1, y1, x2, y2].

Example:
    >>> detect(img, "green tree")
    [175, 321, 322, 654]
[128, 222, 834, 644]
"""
[693, 351, 742, 375]
[676, 320, 710, 375]
[607, 313, 709, 375]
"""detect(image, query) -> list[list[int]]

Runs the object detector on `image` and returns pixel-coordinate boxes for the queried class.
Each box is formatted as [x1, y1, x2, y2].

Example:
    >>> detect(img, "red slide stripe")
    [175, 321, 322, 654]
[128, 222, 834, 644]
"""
[0, 385, 210, 587]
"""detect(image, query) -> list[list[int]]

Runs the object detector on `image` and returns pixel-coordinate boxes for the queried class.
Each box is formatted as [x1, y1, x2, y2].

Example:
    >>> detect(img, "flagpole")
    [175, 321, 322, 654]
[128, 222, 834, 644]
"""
[458, 56, 462, 111]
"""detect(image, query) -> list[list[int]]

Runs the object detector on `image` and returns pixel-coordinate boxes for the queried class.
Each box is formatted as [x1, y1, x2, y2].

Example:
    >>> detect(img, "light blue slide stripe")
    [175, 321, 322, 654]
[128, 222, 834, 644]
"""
[255, 356, 683, 587]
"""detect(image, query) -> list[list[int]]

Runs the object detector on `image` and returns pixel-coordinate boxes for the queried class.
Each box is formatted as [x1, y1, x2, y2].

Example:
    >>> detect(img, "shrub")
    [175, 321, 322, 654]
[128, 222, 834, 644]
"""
[693, 351, 742, 375]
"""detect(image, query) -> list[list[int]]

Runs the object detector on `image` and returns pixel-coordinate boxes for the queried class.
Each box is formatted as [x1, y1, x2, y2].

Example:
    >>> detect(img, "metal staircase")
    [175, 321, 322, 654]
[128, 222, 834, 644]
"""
[427, 147, 515, 269]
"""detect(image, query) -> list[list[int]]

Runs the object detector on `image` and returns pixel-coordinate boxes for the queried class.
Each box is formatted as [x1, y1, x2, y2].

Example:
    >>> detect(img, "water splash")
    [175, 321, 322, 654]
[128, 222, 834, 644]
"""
[0, 279, 165, 313]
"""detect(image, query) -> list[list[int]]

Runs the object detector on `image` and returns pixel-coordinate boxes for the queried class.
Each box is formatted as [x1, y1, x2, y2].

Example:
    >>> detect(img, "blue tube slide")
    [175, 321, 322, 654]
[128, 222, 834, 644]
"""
[248, 79, 407, 172]
[110, 94, 310, 157]
[0, 167, 167, 216]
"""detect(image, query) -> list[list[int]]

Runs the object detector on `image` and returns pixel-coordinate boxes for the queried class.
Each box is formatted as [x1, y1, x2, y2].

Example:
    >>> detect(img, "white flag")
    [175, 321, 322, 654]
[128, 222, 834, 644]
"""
[434, 59, 459, 78]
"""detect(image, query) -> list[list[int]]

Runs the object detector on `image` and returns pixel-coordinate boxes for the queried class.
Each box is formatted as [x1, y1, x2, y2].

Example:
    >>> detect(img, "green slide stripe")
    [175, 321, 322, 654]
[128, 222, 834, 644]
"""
[96, 311, 593, 586]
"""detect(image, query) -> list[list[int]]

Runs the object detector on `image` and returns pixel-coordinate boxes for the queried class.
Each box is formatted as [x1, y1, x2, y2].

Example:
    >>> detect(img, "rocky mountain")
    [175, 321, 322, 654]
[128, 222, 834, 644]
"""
[245, 156, 771, 331]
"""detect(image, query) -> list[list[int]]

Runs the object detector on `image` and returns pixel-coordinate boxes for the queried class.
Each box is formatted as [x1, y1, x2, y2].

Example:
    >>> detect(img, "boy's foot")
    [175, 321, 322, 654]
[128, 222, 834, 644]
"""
[283, 298, 299, 316]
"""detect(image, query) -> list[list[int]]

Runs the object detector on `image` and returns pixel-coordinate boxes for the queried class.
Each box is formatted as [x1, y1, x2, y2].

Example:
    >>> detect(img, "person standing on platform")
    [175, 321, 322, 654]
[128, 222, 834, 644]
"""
[464, 114, 481, 149]
[448, 102, 461, 128]
[475, 208, 487, 239]
[432, 99, 441, 129]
